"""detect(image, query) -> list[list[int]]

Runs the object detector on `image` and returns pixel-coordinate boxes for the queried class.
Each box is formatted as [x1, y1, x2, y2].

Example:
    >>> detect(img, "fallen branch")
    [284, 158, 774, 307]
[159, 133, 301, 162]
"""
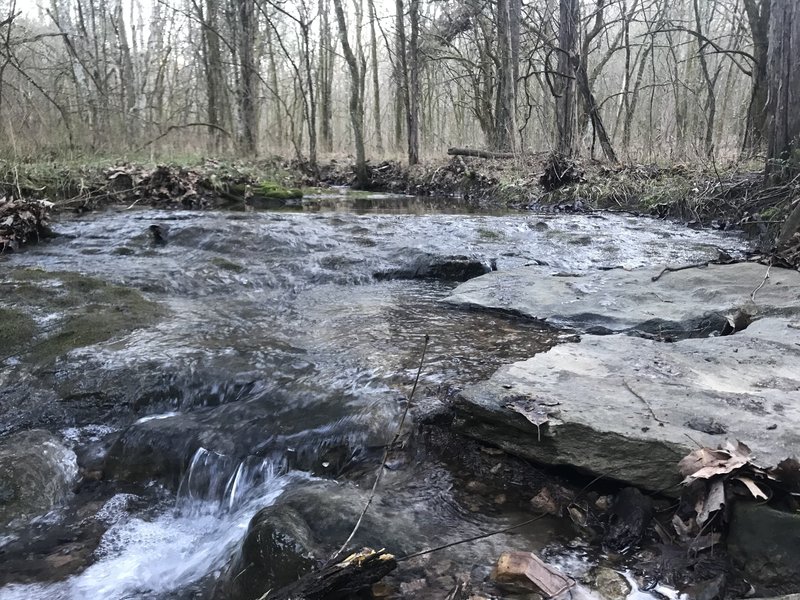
[134, 122, 230, 152]
[447, 147, 515, 159]
[263, 548, 397, 600]
[750, 263, 772, 301]
[651, 261, 709, 282]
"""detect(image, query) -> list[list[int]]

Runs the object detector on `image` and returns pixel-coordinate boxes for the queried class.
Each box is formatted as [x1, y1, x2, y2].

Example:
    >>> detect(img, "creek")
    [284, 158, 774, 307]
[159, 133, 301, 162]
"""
[0, 196, 744, 599]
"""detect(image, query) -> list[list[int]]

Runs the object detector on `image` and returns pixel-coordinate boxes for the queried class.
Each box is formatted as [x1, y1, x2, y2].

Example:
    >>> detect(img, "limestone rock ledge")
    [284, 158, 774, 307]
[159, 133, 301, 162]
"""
[452, 317, 800, 492]
[444, 263, 800, 336]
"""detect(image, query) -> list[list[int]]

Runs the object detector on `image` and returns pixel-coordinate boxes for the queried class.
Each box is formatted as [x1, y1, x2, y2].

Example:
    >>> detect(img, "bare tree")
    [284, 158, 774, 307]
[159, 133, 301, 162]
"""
[766, 0, 800, 181]
[555, 0, 579, 156]
[367, 0, 383, 154]
[333, 0, 368, 187]
[743, 0, 769, 153]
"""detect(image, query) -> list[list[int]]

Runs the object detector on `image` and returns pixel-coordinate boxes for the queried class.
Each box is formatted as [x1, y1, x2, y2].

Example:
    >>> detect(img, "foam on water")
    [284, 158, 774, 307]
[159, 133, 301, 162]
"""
[0, 464, 298, 600]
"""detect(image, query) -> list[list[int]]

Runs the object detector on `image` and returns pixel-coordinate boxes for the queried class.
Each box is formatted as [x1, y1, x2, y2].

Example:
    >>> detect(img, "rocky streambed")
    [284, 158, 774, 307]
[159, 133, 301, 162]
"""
[0, 199, 797, 599]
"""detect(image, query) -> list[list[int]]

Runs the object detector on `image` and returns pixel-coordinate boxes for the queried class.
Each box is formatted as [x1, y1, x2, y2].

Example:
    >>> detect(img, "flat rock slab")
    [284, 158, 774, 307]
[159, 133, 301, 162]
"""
[444, 263, 800, 335]
[453, 318, 800, 492]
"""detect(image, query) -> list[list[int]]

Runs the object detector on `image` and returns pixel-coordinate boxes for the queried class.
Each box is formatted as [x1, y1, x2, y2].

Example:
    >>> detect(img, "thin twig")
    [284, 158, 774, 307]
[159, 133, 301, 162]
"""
[398, 513, 549, 562]
[398, 456, 686, 563]
[750, 262, 771, 301]
[327, 334, 430, 565]
[623, 379, 666, 425]
[651, 261, 709, 282]
[133, 122, 230, 153]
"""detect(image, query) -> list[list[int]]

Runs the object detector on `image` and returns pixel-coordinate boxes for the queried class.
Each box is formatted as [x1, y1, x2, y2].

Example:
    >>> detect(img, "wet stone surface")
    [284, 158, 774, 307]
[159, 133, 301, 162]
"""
[452, 317, 800, 493]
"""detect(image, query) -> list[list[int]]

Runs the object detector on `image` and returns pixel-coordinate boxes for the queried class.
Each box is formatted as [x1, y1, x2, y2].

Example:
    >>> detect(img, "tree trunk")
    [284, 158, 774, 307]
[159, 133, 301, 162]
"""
[368, 0, 383, 154]
[765, 0, 799, 181]
[555, 0, 579, 156]
[236, 0, 258, 155]
[318, 0, 334, 153]
[447, 147, 514, 159]
[407, 0, 420, 164]
[693, 0, 717, 157]
[112, 0, 136, 138]
[203, 0, 226, 152]
[743, 0, 770, 154]
[573, 58, 618, 162]
[494, 0, 518, 151]
[333, 0, 368, 187]
[302, 19, 318, 168]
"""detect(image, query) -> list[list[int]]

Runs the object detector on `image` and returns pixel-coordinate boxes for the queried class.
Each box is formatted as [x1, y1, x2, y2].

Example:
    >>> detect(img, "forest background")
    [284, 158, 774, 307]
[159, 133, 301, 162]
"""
[0, 0, 798, 244]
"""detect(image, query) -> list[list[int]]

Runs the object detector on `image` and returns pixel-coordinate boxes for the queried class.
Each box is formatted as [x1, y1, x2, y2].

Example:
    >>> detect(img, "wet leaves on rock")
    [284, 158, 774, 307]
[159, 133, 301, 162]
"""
[502, 395, 558, 442]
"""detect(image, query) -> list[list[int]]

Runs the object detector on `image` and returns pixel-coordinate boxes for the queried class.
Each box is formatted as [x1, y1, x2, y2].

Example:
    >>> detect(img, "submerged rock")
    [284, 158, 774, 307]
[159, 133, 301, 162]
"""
[0, 430, 78, 528]
[590, 567, 631, 600]
[444, 263, 800, 337]
[231, 503, 317, 595]
[375, 253, 494, 282]
[219, 480, 419, 600]
[103, 391, 395, 488]
[452, 318, 800, 492]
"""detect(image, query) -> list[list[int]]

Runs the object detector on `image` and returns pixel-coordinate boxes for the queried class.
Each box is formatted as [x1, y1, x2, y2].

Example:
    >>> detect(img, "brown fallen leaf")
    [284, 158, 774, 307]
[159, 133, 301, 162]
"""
[733, 476, 769, 500]
[696, 479, 726, 526]
[678, 447, 746, 480]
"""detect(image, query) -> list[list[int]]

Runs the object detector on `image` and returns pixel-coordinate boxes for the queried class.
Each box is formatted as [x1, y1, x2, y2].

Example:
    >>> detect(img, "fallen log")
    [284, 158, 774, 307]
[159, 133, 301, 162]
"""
[264, 548, 397, 600]
[447, 147, 515, 159]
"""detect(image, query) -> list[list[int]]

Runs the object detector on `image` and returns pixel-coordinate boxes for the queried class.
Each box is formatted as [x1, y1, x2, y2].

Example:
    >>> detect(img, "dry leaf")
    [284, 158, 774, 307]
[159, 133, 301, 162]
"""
[504, 397, 550, 442]
[696, 479, 726, 526]
[734, 476, 768, 500]
[672, 514, 696, 540]
[679, 447, 738, 478]
[725, 440, 752, 459]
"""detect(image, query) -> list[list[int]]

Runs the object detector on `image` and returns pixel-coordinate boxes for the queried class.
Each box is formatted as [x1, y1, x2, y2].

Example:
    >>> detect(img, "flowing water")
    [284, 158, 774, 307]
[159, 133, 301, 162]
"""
[0, 197, 744, 599]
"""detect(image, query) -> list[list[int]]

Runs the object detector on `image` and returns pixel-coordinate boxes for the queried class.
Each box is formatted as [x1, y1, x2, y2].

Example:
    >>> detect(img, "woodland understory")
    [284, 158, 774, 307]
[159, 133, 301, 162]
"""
[0, 0, 798, 262]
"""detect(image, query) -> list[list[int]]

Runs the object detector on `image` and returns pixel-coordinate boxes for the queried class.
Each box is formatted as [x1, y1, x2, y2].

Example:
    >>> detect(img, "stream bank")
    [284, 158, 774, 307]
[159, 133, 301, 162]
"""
[2, 156, 798, 269]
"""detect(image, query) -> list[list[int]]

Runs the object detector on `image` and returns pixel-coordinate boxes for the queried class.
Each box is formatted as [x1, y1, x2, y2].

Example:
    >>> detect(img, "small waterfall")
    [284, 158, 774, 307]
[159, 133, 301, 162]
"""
[176, 447, 286, 512]
[0, 449, 296, 600]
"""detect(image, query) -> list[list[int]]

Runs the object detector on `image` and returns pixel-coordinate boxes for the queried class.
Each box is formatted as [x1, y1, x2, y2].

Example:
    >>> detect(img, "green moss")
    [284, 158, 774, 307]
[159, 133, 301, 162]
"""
[1, 269, 164, 364]
[210, 257, 246, 273]
[259, 181, 303, 200]
[301, 186, 330, 196]
[229, 180, 304, 202]
[759, 206, 782, 221]
[0, 308, 37, 357]
[10, 267, 52, 282]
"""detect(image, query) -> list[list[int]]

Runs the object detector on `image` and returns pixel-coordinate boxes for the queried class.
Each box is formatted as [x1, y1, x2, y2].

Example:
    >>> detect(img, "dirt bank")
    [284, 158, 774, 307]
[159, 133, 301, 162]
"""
[1, 156, 798, 268]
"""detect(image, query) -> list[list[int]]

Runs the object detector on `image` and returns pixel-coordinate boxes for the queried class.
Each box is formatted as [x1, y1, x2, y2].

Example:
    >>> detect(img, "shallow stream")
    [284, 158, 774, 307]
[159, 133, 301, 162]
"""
[0, 196, 744, 599]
